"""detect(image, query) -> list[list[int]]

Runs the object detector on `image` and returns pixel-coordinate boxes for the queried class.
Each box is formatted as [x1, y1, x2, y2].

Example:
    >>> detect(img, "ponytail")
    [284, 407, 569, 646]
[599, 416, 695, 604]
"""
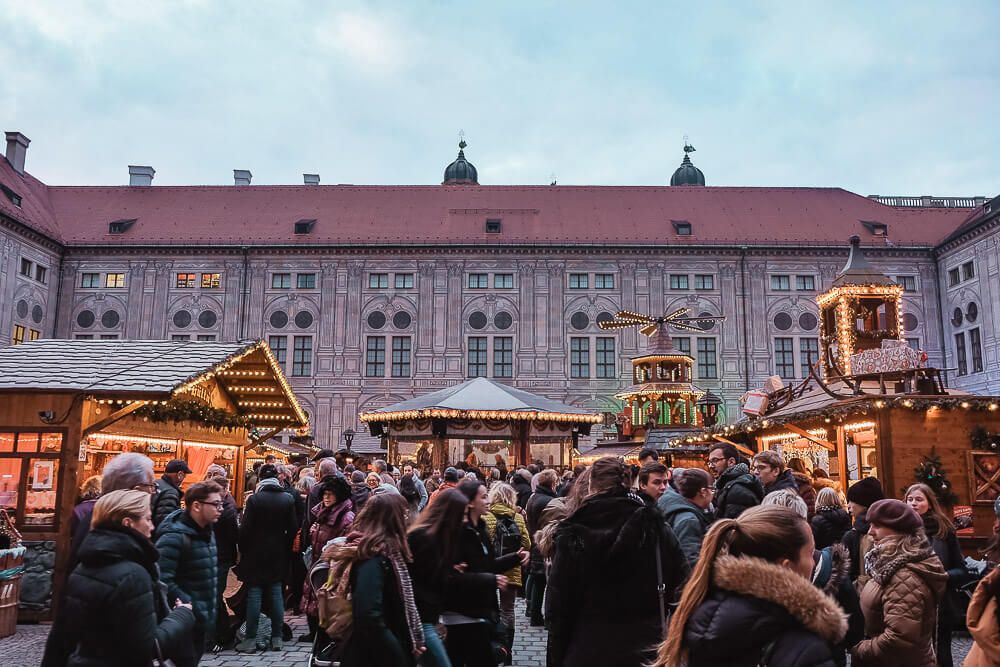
[655, 519, 740, 667]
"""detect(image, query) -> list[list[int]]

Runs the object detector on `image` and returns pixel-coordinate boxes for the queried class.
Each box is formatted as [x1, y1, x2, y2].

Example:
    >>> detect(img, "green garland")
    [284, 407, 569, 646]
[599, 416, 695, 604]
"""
[971, 425, 1000, 451]
[135, 399, 251, 431]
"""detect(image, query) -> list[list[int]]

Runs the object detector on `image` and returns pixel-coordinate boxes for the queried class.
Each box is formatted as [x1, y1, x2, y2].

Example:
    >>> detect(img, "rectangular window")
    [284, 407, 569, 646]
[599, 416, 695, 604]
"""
[268, 335, 287, 365]
[948, 268, 961, 287]
[394, 273, 414, 289]
[391, 337, 411, 377]
[271, 273, 291, 289]
[672, 337, 691, 355]
[493, 337, 513, 378]
[795, 275, 815, 291]
[12, 325, 25, 345]
[905, 337, 921, 350]
[80, 273, 100, 288]
[175, 273, 197, 288]
[896, 276, 916, 292]
[99, 334, 119, 340]
[493, 273, 514, 289]
[368, 273, 389, 289]
[105, 273, 125, 288]
[485, 219, 502, 234]
[28, 329, 39, 341]
[697, 338, 718, 378]
[694, 274, 714, 290]
[596, 337, 616, 378]
[467, 337, 488, 377]
[19, 259, 32, 276]
[669, 274, 689, 290]
[171, 334, 190, 341]
[468, 273, 488, 289]
[196, 334, 216, 341]
[366, 336, 386, 377]
[35, 266, 47, 284]
[971, 327, 984, 373]
[292, 336, 312, 376]
[595, 273, 614, 289]
[962, 261, 976, 281]
[800, 337, 819, 378]
[569, 273, 589, 289]
[201, 273, 221, 289]
[74, 334, 94, 339]
[774, 337, 795, 378]
[570, 337, 590, 378]
[296, 273, 317, 289]
[770, 275, 791, 291]
[955, 333, 968, 376]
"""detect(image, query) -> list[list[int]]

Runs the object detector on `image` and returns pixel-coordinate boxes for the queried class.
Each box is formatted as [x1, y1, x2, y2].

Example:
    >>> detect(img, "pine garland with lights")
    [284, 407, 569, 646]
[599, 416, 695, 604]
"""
[136, 399, 251, 431]
[909, 446, 959, 507]
[971, 425, 1000, 451]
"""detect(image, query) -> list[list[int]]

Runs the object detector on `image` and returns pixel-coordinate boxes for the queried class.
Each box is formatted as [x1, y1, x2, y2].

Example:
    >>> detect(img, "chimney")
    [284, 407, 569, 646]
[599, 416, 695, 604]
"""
[4, 132, 30, 175]
[128, 165, 155, 186]
[303, 173, 320, 185]
[234, 169, 252, 186]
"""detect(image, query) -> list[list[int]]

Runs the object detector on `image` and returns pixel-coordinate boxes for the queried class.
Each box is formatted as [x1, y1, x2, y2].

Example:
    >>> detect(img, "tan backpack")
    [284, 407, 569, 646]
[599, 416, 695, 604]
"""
[316, 543, 358, 642]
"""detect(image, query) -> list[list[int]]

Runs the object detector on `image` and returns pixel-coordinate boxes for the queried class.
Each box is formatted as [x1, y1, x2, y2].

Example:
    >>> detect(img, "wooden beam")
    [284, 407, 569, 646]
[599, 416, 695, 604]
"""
[711, 434, 755, 457]
[245, 425, 287, 450]
[784, 424, 836, 451]
[82, 401, 147, 439]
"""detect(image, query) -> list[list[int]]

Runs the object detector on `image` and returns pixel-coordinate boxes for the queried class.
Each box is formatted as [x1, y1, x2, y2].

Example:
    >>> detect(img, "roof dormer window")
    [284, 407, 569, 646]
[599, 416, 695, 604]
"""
[860, 220, 888, 236]
[672, 220, 692, 236]
[0, 183, 21, 208]
[294, 219, 316, 235]
[485, 219, 502, 234]
[108, 218, 136, 234]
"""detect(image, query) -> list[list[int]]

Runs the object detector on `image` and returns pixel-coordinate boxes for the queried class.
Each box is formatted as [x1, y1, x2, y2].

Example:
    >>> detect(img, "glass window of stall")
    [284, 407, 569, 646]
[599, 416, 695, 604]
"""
[0, 430, 64, 530]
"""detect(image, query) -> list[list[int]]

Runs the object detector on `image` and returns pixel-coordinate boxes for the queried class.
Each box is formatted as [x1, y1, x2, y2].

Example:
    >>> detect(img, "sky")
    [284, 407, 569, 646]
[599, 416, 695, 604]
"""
[2, 1, 999, 195]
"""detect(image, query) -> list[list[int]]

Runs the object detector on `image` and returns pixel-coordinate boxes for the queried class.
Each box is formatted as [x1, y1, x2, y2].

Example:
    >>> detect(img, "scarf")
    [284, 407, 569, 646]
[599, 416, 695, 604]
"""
[864, 538, 935, 586]
[255, 477, 282, 493]
[385, 545, 425, 652]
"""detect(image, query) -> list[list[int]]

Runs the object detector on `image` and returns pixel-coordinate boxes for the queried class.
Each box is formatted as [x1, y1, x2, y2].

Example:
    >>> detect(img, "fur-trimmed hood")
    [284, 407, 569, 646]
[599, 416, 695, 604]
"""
[713, 555, 848, 643]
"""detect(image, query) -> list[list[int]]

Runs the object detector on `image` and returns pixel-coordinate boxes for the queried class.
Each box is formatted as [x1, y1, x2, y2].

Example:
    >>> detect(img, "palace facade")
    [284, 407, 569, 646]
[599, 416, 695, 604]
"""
[1, 130, 996, 450]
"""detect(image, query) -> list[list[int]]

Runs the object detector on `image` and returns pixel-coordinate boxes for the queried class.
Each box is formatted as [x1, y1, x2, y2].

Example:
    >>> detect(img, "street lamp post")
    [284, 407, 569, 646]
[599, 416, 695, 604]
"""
[340, 427, 356, 465]
[696, 391, 723, 428]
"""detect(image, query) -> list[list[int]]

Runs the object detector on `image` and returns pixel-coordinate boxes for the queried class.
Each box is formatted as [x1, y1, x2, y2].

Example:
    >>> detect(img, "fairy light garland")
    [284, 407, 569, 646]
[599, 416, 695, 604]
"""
[359, 408, 602, 424]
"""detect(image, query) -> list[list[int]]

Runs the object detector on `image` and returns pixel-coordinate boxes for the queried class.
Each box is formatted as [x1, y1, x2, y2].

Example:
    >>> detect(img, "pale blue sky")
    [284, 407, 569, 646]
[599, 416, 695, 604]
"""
[3, 1, 998, 195]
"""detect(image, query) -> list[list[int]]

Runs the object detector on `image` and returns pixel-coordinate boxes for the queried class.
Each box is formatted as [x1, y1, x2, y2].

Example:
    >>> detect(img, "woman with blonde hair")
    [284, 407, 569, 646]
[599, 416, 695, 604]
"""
[812, 486, 852, 549]
[905, 483, 968, 666]
[483, 482, 530, 663]
[655, 505, 846, 667]
[47, 490, 195, 666]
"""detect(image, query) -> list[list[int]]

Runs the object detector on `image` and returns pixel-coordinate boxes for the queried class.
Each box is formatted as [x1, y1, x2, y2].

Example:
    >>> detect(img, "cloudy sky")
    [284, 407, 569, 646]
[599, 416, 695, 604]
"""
[3, 1, 998, 195]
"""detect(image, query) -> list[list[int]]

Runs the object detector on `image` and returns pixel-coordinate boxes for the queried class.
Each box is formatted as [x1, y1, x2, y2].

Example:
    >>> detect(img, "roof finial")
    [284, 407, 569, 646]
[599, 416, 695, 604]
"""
[550, 172, 557, 186]
[683, 135, 696, 154]
[458, 129, 467, 152]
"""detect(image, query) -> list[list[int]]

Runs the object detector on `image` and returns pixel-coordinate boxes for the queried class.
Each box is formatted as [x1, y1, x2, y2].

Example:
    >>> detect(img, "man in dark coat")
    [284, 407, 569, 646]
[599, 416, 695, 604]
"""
[153, 459, 192, 527]
[708, 444, 764, 520]
[235, 464, 298, 652]
[155, 480, 223, 664]
[204, 464, 240, 649]
[350, 469, 372, 511]
[752, 450, 799, 495]
[840, 476, 884, 585]
[525, 469, 559, 626]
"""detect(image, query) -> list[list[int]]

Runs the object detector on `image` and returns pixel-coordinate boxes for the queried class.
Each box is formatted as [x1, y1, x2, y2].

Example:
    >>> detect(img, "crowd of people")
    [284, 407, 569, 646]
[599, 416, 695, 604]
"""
[34, 441, 1000, 667]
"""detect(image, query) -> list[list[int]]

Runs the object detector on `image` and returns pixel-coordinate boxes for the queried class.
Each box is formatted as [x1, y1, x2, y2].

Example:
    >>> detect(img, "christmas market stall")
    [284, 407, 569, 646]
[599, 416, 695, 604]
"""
[695, 237, 1000, 544]
[0, 339, 308, 620]
[358, 377, 601, 472]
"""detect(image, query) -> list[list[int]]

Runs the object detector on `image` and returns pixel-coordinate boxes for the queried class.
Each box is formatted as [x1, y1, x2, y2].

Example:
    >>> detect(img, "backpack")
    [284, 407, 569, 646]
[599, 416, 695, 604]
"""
[316, 543, 357, 643]
[493, 514, 521, 558]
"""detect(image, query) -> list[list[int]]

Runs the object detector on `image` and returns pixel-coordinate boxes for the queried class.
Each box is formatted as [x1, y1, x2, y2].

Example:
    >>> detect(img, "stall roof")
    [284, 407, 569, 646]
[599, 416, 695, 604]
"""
[0, 339, 308, 427]
[359, 377, 601, 423]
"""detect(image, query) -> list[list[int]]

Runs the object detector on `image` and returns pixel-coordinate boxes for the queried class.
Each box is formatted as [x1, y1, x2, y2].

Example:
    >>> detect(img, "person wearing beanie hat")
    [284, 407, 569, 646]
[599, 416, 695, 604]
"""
[842, 476, 885, 587]
[851, 498, 947, 667]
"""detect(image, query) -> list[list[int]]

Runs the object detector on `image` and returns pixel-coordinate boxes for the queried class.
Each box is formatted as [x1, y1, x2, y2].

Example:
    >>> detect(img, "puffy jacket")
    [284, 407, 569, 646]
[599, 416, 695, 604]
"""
[714, 463, 764, 520]
[683, 555, 847, 667]
[154, 509, 218, 633]
[965, 568, 1000, 667]
[152, 475, 182, 527]
[546, 490, 689, 667]
[658, 488, 711, 570]
[852, 540, 948, 667]
[45, 525, 195, 667]
[214, 491, 240, 566]
[811, 506, 852, 549]
[483, 502, 530, 587]
[237, 480, 298, 585]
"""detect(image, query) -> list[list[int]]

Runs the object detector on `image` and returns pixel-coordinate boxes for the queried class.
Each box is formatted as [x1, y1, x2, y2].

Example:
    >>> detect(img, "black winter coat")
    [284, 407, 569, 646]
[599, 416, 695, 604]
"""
[811, 506, 852, 550]
[714, 463, 764, 520]
[409, 527, 498, 625]
[152, 475, 182, 527]
[350, 482, 371, 511]
[237, 481, 298, 585]
[924, 514, 970, 626]
[43, 525, 195, 667]
[546, 490, 689, 667]
[214, 492, 240, 566]
[340, 556, 416, 667]
[841, 513, 871, 583]
[154, 509, 218, 632]
[511, 475, 533, 509]
[526, 486, 557, 574]
[443, 519, 521, 620]
[683, 555, 847, 667]
[764, 468, 800, 495]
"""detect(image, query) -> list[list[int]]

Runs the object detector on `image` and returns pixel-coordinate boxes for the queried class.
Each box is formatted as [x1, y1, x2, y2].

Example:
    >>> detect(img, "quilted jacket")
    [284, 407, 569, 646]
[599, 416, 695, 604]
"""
[483, 502, 530, 587]
[851, 539, 947, 667]
[154, 509, 218, 634]
[714, 463, 764, 520]
[965, 568, 1000, 667]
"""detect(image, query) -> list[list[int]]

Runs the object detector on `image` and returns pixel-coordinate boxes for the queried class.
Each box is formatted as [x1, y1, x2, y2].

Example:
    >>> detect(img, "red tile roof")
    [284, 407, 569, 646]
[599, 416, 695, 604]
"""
[0, 158, 976, 248]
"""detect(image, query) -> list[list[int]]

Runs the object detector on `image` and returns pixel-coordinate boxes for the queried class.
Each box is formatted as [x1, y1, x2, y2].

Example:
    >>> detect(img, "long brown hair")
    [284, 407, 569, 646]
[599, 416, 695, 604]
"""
[589, 456, 629, 496]
[655, 505, 811, 667]
[563, 467, 592, 515]
[352, 493, 412, 560]
[904, 483, 953, 540]
[408, 488, 468, 566]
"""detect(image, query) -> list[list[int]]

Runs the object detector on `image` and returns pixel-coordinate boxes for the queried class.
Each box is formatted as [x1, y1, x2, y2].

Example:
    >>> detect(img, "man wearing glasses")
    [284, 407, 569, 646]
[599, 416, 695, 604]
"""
[155, 480, 225, 666]
[706, 443, 763, 520]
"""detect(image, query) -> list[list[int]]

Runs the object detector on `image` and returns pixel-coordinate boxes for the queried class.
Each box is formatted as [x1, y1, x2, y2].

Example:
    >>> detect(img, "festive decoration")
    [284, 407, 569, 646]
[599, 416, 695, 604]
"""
[971, 426, 1000, 452]
[597, 308, 725, 336]
[910, 447, 959, 507]
[135, 399, 251, 431]
[359, 408, 601, 424]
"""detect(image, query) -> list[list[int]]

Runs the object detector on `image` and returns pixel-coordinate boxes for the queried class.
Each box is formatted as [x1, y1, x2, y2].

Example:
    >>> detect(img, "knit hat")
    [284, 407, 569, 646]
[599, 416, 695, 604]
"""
[443, 467, 460, 483]
[846, 476, 884, 508]
[866, 499, 923, 535]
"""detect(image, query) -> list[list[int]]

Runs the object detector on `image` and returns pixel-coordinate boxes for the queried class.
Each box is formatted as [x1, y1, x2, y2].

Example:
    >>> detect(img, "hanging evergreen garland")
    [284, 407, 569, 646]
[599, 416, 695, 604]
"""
[135, 399, 250, 431]
[971, 426, 1000, 452]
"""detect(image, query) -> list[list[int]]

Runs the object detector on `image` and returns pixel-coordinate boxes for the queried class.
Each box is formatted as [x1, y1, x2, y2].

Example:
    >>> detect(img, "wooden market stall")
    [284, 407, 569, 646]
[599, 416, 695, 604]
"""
[0, 339, 308, 620]
[358, 377, 601, 472]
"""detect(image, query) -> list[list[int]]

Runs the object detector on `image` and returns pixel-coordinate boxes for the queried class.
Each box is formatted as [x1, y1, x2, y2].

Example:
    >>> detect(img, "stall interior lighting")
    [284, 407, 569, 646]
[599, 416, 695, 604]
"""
[843, 421, 876, 432]
[182, 441, 238, 450]
[87, 433, 179, 446]
[238, 400, 285, 408]
[359, 409, 602, 423]
[760, 428, 829, 447]
[228, 386, 279, 393]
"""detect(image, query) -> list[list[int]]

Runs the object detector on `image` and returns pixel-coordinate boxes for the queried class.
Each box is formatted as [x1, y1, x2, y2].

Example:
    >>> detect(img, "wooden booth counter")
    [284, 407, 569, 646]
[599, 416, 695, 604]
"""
[0, 339, 308, 621]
